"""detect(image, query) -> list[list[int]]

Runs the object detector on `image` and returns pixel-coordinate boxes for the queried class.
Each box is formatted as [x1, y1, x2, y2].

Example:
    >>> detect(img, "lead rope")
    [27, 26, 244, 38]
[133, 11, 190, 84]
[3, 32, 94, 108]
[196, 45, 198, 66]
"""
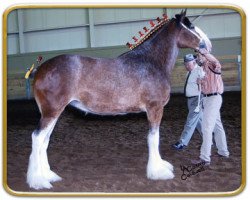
[194, 67, 205, 113]
[194, 83, 201, 113]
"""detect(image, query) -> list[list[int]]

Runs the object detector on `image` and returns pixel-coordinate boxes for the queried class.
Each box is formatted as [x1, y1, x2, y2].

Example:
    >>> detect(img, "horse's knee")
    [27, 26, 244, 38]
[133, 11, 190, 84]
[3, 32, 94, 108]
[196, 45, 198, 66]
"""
[146, 104, 164, 127]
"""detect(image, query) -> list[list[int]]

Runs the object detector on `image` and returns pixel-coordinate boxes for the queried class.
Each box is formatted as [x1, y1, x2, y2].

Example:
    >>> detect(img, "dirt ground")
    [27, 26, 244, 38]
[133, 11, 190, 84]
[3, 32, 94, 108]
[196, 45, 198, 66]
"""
[6, 91, 242, 194]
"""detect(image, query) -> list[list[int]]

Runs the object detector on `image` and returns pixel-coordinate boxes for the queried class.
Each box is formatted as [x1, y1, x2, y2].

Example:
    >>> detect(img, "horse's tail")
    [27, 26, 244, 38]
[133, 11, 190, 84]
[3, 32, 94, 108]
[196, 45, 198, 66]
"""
[29, 68, 38, 78]
[24, 65, 39, 79]
[25, 56, 43, 79]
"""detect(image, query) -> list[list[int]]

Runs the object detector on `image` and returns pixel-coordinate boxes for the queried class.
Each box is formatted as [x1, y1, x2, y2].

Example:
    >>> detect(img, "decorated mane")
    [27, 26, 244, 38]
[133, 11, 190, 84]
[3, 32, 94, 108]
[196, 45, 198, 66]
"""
[126, 14, 169, 50]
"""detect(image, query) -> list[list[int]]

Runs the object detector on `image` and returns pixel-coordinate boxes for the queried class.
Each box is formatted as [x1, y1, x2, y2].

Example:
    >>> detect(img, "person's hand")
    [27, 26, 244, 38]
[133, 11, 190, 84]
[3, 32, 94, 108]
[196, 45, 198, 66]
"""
[196, 57, 203, 66]
[198, 48, 209, 55]
[197, 78, 203, 85]
[214, 65, 222, 73]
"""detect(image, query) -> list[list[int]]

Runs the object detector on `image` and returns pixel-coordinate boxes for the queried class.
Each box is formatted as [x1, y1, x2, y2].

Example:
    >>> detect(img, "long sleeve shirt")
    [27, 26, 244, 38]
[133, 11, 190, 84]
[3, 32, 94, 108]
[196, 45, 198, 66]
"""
[200, 53, 224, 95]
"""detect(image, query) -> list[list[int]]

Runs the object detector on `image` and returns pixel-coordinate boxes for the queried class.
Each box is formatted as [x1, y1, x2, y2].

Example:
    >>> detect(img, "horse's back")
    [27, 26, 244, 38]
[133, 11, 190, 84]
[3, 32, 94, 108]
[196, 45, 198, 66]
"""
[34, 54, 100, 88]
[33, 54, 130, 109]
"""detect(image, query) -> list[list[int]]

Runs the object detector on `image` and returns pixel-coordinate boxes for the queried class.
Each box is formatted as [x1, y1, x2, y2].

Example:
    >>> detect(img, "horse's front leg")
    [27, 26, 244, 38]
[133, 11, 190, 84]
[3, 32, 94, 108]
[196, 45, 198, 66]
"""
[146, 104, 174, 180]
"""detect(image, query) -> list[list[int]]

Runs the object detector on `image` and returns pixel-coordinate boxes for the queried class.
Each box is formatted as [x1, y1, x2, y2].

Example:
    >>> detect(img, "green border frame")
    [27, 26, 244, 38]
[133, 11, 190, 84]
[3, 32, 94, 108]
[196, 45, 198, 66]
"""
[2, 3, 246, 197]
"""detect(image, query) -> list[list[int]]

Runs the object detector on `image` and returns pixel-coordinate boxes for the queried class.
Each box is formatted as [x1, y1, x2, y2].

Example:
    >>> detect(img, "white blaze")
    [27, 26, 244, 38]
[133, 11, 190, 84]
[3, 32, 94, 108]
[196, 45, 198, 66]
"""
[181, 22, 201, 40]
[194, 26, 212, 52]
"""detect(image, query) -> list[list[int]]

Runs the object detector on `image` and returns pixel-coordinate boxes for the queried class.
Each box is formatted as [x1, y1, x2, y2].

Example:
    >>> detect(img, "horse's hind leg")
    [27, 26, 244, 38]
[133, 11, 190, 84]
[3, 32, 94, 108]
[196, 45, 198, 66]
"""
[27, 109, 63, 190]
[146, 104, 174, 180]
[40, 118, 62, 183]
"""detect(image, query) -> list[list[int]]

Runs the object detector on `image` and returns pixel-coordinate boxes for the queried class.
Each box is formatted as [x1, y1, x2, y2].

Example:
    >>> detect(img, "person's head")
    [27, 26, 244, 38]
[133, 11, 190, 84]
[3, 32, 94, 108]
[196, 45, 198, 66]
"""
[184, 54, 197, 71]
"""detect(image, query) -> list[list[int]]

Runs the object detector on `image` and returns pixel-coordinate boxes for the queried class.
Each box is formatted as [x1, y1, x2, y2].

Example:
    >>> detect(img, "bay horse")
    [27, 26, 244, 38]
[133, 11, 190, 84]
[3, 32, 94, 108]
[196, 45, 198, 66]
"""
[27, 10, 210, 190]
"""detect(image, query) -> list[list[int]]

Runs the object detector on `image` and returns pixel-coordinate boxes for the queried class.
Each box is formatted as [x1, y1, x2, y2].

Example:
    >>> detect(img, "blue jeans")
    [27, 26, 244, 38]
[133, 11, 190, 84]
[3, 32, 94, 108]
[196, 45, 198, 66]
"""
[179, 96, 202, 146]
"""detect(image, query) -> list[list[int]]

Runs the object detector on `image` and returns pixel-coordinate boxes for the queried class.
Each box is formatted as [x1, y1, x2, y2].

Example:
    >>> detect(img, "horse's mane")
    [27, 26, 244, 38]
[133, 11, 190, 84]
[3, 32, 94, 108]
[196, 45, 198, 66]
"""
[126, 15, 173, 50]
[118, 18, 174, 58]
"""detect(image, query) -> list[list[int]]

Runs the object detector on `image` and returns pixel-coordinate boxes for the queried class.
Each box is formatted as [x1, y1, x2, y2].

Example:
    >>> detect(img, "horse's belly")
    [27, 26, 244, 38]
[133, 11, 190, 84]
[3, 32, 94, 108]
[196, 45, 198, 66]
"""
[69, 100, 143, 115]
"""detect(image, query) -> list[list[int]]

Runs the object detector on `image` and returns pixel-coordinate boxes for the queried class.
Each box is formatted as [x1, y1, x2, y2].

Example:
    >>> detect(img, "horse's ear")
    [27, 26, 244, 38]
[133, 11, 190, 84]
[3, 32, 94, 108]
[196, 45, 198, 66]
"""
[183, 17, 194, 29]
[175, 14, 181, 22]
[183, 9, 187, 17]
[175, 9, 187, 23]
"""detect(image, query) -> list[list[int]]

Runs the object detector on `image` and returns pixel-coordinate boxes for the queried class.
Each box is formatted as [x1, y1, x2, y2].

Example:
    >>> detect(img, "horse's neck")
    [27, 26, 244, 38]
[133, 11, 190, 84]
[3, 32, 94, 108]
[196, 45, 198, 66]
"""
[141, 25, 180, 74]
[119, 22, 180, 75]
[163, 43, 179, 75]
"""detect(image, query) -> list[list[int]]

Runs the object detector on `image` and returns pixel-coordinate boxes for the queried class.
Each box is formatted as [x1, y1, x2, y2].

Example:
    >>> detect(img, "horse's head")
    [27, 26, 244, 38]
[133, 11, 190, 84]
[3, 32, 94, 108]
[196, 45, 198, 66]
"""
[174, 10, 212, 52]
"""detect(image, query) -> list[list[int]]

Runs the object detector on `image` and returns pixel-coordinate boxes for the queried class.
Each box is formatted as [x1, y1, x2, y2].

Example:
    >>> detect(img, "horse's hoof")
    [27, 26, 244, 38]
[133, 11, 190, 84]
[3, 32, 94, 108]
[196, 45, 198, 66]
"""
[45, 170, 62, 183]
[27, 176, 53, 190]
[162, 160, 174, 172]
[147, 159, 175, 180]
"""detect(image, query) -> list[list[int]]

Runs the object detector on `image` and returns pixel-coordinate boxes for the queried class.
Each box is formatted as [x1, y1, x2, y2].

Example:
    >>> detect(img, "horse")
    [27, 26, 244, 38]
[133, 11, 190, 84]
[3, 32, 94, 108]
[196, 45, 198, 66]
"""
[27, 10, 210, 190]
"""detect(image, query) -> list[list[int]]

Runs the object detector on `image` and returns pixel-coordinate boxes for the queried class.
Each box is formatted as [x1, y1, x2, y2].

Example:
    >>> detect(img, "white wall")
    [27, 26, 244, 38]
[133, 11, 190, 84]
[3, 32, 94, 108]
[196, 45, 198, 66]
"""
[6, 8, 241, 55]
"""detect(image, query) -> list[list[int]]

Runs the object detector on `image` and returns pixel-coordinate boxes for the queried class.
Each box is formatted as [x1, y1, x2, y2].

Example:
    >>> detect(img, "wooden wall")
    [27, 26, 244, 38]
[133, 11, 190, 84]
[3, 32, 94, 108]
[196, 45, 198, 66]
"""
[8, 8, 241, 55]
[7, 55, 241, 100]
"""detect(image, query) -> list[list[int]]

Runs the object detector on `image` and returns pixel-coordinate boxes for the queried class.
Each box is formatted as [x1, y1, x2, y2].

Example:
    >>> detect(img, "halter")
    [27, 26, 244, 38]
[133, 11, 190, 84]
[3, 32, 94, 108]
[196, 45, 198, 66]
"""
[126, 14, 170, 50]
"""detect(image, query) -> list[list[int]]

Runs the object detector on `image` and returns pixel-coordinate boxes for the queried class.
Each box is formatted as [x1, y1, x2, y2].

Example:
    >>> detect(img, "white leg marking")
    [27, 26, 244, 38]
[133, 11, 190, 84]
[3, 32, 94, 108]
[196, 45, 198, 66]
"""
[147, 127, 174, 180]
[27, 119, 61, 190]
[40, 121, 62, 183]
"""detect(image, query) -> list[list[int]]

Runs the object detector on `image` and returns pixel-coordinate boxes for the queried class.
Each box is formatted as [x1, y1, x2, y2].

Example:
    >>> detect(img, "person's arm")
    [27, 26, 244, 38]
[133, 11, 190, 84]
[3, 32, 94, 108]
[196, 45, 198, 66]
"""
[198, 49, 221, 73]
[203, 54, 221, 71]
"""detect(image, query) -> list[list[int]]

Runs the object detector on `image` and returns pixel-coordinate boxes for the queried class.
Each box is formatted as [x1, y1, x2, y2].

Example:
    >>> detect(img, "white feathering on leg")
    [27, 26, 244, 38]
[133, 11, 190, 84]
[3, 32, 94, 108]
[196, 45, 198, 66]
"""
[147, 127, 174, 180]
[27, 128, 53, 190]
[27, 119, 61, 190]
[40, 120, 62, 183]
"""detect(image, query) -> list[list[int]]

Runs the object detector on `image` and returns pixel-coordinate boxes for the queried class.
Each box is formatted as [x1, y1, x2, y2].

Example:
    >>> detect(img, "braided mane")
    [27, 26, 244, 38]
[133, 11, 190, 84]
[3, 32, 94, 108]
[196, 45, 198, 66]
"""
[126, 14, 170, 50]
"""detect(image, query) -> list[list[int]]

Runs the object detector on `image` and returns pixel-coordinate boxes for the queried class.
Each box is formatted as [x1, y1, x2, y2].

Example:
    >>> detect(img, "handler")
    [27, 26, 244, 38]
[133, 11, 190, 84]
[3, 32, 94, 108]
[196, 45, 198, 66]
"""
[194, 42, 230, 165]
[172, 54, 204, 150]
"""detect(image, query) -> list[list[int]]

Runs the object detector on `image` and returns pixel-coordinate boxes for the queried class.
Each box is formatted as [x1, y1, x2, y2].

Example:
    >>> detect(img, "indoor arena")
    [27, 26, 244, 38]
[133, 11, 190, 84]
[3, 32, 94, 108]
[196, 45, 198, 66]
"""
[5, 7, 244, 194]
